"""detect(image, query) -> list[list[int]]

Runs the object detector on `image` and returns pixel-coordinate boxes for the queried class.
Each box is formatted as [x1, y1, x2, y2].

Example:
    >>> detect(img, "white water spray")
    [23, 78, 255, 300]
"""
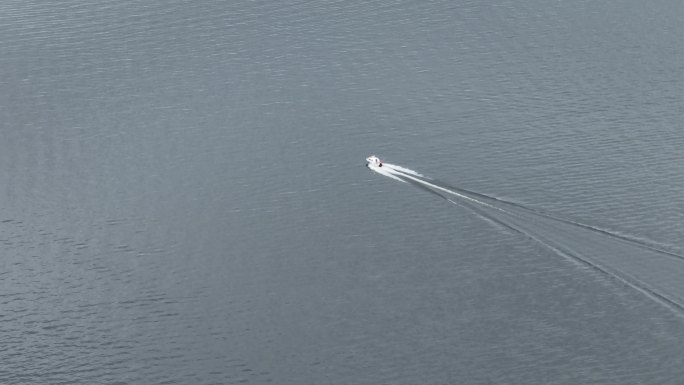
[368, 164, 407, 183]
[382, 163, 424, 177]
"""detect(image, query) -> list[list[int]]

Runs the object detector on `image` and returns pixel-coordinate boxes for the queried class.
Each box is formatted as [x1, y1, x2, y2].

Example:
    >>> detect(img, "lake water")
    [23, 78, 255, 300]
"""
[2, 1, 684, 384]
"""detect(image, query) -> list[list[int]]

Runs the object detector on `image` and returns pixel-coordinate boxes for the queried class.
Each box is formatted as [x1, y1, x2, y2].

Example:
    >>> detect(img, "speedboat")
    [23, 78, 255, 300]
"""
[366, 155, 382, 167]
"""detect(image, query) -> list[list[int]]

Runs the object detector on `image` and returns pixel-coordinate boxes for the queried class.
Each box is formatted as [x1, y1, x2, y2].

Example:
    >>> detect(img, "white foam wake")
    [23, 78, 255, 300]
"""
[369, 161, 684, 315]
[367, 164, 407, 183]
[382, 163, 424, 177]
[379, 162, 684, 261]
[382, 166, 503, 211]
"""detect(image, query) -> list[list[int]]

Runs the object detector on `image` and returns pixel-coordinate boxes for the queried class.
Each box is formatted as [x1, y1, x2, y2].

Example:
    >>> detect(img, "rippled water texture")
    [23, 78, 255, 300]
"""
[2, 1, 684, 384]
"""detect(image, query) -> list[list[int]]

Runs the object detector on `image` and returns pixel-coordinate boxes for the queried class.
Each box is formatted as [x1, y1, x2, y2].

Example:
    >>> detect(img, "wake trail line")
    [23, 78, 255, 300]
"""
[448, 198, 684, 315]
[384, 166, 684, 262]
[368, 161, 684, 315]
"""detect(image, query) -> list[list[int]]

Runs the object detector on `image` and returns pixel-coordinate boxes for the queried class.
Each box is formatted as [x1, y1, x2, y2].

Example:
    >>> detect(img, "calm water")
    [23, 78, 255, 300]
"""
[2, 1, 684, 384]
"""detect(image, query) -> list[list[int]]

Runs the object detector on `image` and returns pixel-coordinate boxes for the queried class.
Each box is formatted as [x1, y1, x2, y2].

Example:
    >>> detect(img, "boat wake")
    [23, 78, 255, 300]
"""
[368, 159, 684, 315]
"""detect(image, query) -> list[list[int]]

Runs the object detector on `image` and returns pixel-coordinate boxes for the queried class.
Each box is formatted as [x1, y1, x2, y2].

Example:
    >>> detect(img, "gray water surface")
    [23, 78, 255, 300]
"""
[2, 1, 684, 384]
